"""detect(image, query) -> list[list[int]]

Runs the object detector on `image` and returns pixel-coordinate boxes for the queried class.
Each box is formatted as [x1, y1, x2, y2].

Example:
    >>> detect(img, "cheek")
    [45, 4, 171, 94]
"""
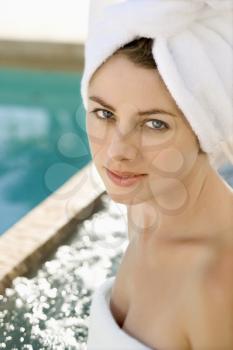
[86, 117, 107, 156]
[181, 131, 199, 159]
[86, 114, 108, 138]
[145, 130, 198, 177]
[150, 148, 185, 174]
[174, 132, 199, 177]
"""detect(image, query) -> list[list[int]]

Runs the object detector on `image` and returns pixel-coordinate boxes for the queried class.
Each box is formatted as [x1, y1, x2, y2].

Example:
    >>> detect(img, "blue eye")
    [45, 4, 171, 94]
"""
[91, 108, 113, 120]
[145, 119, 168, 131]
[90, 108, 169, 131]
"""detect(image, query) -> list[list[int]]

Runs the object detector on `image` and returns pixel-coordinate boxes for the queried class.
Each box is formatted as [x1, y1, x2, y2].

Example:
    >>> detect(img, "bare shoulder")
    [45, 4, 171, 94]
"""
[183, 243, 233, 349]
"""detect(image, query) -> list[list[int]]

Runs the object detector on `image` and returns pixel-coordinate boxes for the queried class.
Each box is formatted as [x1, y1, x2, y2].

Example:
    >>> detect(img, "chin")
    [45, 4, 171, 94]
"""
[105, 186, 152, 205]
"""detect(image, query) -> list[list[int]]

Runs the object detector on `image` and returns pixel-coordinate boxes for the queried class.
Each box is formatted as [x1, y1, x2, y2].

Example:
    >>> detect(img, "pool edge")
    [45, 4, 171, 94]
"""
[0, 161, 106, 295]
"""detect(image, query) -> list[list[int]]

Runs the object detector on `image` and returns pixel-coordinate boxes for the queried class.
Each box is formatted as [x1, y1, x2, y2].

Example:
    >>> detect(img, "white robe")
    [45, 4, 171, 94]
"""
[87, 276, 153, 350]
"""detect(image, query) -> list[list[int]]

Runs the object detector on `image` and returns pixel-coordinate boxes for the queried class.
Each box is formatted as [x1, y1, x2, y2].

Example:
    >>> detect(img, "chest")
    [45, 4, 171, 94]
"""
[109, 239, 209, 350]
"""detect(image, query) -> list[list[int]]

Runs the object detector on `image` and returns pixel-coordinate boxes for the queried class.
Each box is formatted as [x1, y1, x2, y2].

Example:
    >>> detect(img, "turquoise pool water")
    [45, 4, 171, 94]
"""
[0, 68, 91, 235]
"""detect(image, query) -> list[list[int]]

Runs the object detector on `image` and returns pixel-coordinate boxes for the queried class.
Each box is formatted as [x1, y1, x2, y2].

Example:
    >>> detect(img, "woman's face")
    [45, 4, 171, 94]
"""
[86, 54, 201, 205]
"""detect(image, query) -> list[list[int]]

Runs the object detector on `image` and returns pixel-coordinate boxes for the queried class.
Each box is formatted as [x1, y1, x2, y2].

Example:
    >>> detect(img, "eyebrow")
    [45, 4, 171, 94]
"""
[89, 96, 177, 117]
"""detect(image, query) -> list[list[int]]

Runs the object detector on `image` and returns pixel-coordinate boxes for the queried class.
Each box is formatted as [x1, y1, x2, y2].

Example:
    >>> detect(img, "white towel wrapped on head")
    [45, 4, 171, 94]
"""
[81, 0, 233, 170]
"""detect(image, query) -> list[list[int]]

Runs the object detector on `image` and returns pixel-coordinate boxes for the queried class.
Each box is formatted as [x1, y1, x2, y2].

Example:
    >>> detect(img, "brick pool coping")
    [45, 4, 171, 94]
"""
[0, 162, 106, 295]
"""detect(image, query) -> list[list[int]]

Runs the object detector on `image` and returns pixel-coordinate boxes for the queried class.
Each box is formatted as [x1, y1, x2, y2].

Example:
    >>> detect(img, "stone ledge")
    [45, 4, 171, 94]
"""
[0, 161, 106, 295]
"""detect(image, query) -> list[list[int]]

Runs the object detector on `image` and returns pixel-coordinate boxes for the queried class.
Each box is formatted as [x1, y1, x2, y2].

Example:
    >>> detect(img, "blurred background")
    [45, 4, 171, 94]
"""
[0, 0, 92, 236]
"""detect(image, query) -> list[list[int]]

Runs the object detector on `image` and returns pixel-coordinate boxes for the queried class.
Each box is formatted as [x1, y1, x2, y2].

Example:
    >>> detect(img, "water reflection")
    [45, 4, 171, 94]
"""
[0, 194, 128, 349]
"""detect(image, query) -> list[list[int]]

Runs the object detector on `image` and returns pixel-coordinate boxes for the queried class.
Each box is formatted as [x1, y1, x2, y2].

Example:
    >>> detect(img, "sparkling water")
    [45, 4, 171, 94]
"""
[0, 194, 128, 349]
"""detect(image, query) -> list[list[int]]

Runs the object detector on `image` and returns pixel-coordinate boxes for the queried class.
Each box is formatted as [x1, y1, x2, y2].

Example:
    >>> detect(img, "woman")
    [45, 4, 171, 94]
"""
[81, 1, 233, 349]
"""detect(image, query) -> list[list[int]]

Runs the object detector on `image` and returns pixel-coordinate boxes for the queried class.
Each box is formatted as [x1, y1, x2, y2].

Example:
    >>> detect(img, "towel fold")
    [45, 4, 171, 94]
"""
[81, 0, 233, 170]
[86, 276, 152, 350]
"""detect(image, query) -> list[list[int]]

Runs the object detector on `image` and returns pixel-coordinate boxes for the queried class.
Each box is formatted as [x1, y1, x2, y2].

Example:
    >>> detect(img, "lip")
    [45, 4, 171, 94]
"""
[105, 167, 147, 187]
[107, 168, 146, 177]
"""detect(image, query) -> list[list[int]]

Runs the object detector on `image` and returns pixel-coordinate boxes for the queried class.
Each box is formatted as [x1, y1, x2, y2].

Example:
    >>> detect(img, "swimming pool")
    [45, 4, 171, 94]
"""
[0, 68, 91, 236]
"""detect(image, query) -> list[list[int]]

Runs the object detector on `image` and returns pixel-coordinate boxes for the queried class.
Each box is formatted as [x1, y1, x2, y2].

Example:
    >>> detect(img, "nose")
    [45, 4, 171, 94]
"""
[107, 127, 139, 161]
